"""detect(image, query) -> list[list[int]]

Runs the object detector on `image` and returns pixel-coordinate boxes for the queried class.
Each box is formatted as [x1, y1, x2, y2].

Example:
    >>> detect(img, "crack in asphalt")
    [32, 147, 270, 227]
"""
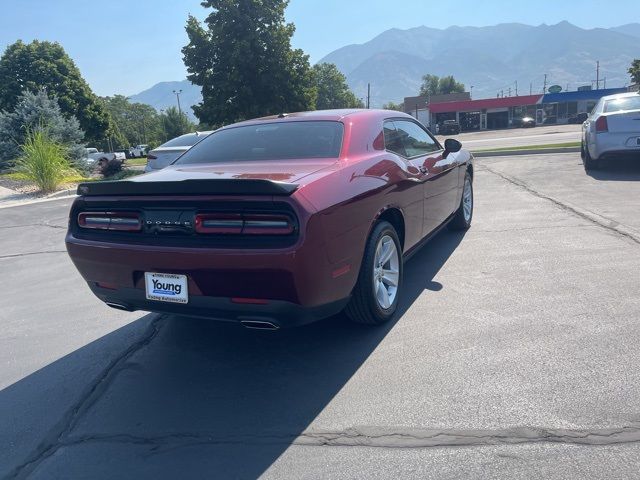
[8, 315, 165, 480]
[480, 165, 640, 246]
[0, 250, 67, 259]
[34, 424, 640, 455]
[0, 222, 66, 230]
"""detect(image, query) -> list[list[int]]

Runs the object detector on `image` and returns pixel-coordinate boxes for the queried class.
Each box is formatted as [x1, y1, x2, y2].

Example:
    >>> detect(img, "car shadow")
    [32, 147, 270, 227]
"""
[587, 157, 640, 181]
[2, 229, 465, 478]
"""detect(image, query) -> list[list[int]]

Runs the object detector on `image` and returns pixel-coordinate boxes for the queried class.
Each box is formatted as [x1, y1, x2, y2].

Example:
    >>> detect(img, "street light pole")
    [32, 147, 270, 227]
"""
[470, 85, 474, 99]
[173, 89, 183, 116]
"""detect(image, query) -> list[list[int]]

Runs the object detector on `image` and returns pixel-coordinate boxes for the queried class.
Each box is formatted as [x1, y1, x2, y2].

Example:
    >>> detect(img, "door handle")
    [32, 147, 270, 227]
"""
[419, 166, 428, 174]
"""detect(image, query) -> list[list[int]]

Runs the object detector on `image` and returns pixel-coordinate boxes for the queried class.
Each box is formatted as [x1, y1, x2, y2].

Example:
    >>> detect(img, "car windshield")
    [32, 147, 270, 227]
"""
[160, 134, 209, 148]
[604, 96, 640, 113]
[176, 121, 343, 164]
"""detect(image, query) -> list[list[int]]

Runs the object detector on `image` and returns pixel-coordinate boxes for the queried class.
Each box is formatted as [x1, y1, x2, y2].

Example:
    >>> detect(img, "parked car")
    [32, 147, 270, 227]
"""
[568, 112, 589, 124]
[66, 110, 473, 329]
[129, 144, 149, 158]
[581, 92, 640, 170]
[514, 116, 536, 128]
[439, 120, 461, 135]
[145, 131, 213, 172]
[83, 148, 126, 166]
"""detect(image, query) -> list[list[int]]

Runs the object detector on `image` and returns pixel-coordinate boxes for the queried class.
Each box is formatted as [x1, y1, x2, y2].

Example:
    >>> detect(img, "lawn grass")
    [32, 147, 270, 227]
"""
[473, 142, 581, 153]
[125, 157, 148, 167]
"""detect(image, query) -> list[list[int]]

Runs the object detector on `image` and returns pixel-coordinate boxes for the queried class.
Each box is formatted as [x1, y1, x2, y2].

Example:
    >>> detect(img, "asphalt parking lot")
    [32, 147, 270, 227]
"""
[1, 152, 640, 479]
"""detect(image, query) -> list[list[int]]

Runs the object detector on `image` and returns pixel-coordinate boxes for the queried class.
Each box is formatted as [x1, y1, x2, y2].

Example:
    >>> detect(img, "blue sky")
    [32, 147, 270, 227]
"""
[0, 0, 637, 96]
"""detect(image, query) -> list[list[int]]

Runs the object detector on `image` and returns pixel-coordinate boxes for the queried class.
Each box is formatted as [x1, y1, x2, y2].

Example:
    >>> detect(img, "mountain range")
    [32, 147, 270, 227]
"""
[130, 21, 640, 117]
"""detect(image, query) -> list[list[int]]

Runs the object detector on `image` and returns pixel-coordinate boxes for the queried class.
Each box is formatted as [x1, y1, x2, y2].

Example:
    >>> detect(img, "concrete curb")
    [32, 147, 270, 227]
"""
[0, 189, 77, 210]
[472, 146, 581, 158]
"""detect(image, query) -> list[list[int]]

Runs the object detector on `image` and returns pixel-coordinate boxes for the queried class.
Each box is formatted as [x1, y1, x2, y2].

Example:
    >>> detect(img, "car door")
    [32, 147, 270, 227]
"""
[382, 121, 426, 249]
[391, 119, 460, 235]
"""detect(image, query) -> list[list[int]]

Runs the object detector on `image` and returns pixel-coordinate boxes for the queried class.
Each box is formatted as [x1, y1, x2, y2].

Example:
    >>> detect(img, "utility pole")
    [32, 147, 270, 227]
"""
[530, 83, 533, 95]
[160, 109, 167, 142]
[173, 89, 183, 116]
[508, 87, 511, 97]
[596, 61, 600, 90]
[543, 74, 548, 94]
[366, 83, 371, 109]
[470, 85, 474, 99]
[515, 81, 518, 96]
[501, 89, 504, 98]
[603, 77, 607, 89]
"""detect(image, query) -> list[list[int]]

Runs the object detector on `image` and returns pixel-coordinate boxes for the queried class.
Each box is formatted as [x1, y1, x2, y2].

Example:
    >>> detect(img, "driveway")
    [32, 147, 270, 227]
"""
[2, 153, 639, 479]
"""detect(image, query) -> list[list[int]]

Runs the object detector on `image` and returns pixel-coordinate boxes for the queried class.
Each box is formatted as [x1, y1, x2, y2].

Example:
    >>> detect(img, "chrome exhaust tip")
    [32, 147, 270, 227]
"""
[240, 320, 280, 330]
[105, 302, 133, 312]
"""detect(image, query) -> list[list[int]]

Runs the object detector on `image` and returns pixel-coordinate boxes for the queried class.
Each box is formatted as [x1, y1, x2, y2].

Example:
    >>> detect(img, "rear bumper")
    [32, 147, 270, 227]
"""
[590, 133, 640, 159]
[89, 283, 349, 328]
[65, 225, 359, 326]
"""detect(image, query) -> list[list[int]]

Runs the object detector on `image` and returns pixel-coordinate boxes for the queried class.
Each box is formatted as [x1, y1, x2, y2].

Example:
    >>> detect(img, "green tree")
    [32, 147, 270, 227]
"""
[382, 101, 404, 111]
[313, 63, 363, 110]
[182, 0, 317, 126]
[0, 89, 85, 171]
[419, 74, 465, 96]
[161, 106, 195, 139]
[629, 59, 640, 85]
[0, 40, 112, 146]
[102, 95, 163, 148]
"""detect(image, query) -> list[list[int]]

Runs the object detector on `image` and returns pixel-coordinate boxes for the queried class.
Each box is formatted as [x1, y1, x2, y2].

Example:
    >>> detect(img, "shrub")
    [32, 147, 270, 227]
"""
[98, 158, 123, 178]
[16, 129, 75, 192]
[0, 89, 85, 172]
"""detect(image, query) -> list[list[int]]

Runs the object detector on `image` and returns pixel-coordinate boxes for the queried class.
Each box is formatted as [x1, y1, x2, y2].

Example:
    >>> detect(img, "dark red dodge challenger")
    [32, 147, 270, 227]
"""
[66, 109, 474, 329]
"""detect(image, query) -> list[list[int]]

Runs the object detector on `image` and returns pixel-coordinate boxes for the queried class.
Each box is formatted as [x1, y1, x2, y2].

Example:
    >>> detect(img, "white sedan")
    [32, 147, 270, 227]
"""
[145, 132, 213, 172]
[582, 92, 640, 170]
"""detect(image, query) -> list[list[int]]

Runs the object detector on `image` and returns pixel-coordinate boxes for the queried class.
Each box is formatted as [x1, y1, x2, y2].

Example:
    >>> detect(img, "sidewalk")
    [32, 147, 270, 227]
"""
[0, 184, 76, 209]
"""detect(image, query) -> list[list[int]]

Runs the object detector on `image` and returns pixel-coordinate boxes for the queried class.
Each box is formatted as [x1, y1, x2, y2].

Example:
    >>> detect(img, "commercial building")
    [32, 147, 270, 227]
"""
[404, 87, 628, 131]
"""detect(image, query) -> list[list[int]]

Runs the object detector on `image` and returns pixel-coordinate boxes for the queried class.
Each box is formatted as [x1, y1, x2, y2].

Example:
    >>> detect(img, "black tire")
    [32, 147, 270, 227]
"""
[345, 221, 403, 325]
[583, 143, 599, 171]
[448, 171, 473, 230]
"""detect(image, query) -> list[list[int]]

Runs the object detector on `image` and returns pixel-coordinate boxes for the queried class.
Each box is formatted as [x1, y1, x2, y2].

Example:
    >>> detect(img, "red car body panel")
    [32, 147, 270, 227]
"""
[66, 109, 473, 327]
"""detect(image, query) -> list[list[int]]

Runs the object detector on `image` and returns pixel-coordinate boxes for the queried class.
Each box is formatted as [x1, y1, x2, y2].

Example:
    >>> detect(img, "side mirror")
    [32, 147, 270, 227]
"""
[444, 138, 462, 153]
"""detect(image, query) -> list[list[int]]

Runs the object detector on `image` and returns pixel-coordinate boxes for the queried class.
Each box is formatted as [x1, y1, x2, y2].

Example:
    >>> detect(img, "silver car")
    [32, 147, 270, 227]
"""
[144, 131, 213, 172]
[582, 92, 640, 170]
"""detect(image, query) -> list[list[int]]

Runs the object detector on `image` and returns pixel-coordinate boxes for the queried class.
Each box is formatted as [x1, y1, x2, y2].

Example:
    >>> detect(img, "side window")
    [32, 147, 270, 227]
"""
[383, 121, 407, 157]
[393, 120, 441, 157]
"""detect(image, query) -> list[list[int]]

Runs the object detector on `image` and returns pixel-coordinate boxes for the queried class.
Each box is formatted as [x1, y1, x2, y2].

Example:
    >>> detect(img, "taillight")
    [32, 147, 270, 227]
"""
[195, 213, 295, 235]
[595, 116, 608, 133]
[78, 212, 141, 231]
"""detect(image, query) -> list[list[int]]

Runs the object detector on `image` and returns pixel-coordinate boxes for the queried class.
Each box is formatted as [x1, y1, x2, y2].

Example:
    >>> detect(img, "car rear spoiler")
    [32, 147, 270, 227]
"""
[76, 179, 299, 197]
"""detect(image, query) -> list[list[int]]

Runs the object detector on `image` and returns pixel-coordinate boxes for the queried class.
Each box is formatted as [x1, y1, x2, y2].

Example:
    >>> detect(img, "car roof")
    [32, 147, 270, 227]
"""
[225, 109, 414, 129]
[600, 92, 640, 101]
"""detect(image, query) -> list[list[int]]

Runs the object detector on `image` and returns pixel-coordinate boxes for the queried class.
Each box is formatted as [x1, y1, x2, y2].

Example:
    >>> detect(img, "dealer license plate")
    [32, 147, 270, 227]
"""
[145, 272, 188, 304]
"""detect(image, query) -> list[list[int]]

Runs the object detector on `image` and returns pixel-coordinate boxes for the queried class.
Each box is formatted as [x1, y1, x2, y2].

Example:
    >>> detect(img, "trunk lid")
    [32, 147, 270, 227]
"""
[604, 110, 640, 134]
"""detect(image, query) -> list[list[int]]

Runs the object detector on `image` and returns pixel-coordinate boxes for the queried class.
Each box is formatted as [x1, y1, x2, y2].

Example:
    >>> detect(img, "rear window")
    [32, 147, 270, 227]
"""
[176, 121, 343, 164]
[604, 96, 640, 113]
[160, 133, 209, 148]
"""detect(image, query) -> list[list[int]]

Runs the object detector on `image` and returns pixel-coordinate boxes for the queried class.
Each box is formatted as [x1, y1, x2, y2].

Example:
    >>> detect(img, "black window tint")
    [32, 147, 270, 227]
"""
[393, 120, 440, 157]
[176, 121, 343, 164]
[383, 121, 406, 157]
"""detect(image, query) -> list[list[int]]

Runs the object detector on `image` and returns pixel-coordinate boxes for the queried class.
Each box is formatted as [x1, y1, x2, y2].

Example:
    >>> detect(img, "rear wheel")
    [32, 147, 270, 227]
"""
[346, 221, 403, 325]
[448, 171, 473, 230]
[583, 143, 599, 171]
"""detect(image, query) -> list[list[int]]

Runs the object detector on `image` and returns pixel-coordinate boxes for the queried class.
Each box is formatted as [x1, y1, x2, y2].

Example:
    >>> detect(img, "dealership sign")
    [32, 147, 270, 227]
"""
[548, 85, 563, 94]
